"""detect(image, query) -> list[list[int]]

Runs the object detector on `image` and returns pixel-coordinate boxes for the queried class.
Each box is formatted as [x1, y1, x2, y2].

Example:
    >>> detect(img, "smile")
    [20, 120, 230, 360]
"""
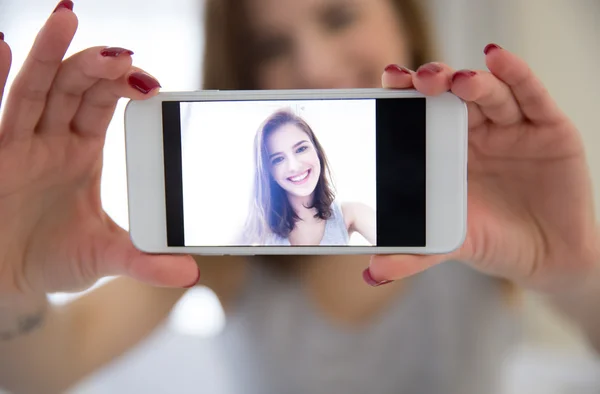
[287, 170, 311, 185]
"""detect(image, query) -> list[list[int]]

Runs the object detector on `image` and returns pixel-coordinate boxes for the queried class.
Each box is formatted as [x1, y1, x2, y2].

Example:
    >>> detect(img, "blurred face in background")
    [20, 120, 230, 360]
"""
[246, 0, 412, 90]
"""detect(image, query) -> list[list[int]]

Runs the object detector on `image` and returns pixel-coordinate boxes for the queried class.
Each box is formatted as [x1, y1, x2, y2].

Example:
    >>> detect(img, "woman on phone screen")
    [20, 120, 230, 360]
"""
[242, 109, 376, 246]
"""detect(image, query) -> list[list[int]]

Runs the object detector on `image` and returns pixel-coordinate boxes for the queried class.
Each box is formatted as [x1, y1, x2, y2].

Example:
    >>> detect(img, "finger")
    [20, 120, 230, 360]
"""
[451, 69, 523, 127]
[381, 64, 414, 89]
[382, 63, 487, 128]
[72, 68, 161, 138]
[38, 46, 134, 134]
[0, 33, 12, 110]
[365, 237, 471, 284]
[366, 254, 446, 285]
[1, 1, 77, 140]
[465, 102, 487, 129]
[412, 62, 454, 96]
[95, 219, 200, 288]
[483, 44, 565, 125]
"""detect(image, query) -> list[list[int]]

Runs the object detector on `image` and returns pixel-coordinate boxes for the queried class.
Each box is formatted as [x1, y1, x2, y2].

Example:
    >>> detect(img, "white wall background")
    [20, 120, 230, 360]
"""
[181, 100, 376, 246]
[0, 0, 599, 393]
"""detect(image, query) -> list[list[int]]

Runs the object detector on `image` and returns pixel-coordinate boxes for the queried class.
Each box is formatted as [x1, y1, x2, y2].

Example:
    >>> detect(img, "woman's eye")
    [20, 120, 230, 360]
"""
[296, 146, 308, 154]
[271, 156, 284, 165]
[323, 6, 356, 32]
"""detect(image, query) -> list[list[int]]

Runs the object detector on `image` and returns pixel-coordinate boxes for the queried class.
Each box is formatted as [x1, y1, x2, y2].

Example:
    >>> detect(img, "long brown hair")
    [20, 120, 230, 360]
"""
[201, 0, 437, 90]
[242, 109, 336, 244]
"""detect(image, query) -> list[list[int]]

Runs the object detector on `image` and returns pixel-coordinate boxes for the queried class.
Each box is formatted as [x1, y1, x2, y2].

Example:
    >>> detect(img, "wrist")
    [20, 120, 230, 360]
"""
[545, 241, 600, 345]
[546, 228, 600, 297]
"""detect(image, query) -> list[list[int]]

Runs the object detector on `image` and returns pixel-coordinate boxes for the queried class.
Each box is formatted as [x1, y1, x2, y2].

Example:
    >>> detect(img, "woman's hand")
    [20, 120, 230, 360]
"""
[0, 1, 200, 297]
[368, 45, 600, 294]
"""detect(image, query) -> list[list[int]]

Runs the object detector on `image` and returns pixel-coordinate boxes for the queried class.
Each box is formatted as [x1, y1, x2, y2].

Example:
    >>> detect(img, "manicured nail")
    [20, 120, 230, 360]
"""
[0, 32, 4, 41]
[128, 72, 162, 94]
[384, 64, 411, 74]
[451, 69, 477, 83]
[183, 266, 201, 288]
[362, 268, 393, 287]
[53, 0, 74, 13]
[484, 43, 502, 55]
[101, 47, 134, 57]
[416, 62, 443, 77]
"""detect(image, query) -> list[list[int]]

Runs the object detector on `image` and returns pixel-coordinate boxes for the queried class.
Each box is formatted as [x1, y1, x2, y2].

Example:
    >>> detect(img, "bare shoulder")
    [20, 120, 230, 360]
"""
[340, 201, 356, 229]
[341, 201, 371, 212]
[341, 201, 371, 224]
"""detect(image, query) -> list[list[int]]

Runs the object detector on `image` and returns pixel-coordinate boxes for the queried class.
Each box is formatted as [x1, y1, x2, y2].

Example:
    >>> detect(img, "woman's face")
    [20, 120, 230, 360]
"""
[267, 124, 322, 198]
[247, 0, 410, 90]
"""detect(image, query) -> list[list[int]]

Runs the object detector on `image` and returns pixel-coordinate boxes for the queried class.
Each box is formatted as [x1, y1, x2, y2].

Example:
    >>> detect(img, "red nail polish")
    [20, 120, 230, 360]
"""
[484, 43, 502, 55]
[101, 47, 134, 57]
[451, 70, 477, 83]
[53, 0, 74, 12]
[183, 266, 201, 288]
[128, 72, 161, 94]
[416, 63, 443, 77]
[384, 64, 411, 74]
[0, 32, 4, 41]
[362, 268, 393, 287]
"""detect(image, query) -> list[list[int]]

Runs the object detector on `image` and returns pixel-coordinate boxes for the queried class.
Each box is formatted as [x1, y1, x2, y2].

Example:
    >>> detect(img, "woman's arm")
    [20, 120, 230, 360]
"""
[0, 278, 186, 394]
[0, 256, 247, 394]
[342, 202, 377, 245]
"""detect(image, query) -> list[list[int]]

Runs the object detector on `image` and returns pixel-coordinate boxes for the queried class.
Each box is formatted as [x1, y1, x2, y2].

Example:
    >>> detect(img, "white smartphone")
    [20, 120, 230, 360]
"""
[124, 88, 467, 255]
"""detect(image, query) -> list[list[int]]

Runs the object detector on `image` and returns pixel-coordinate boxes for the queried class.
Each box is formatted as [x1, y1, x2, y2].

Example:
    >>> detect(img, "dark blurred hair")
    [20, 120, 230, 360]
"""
[201, 0, 437, 90]
[242, 109, 335, 244]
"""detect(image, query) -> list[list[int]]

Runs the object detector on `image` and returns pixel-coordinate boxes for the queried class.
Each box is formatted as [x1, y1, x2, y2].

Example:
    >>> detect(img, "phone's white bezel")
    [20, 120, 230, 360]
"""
[124, 88, 467, 255]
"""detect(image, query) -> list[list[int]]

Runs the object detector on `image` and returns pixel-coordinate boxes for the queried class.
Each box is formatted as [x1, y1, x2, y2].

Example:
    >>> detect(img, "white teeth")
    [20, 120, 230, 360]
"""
[290, 171, 309, 182]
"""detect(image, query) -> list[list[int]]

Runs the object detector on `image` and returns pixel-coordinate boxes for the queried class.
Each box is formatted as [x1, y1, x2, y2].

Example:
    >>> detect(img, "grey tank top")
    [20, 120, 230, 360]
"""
[266, 201, 350, 245]
[213, 261, 522, 394]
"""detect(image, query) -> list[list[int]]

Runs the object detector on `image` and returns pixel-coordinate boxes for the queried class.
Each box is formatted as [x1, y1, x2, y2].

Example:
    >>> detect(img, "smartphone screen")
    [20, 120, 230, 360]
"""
[161, 97, 426, 248]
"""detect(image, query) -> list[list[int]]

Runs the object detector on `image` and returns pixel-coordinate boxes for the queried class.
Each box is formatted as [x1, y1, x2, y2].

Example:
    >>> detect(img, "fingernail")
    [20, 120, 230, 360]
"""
[416, 62, 443, 77]
[101, 47, 135, 57]
[384, 64, 411, 74]
[0, 32, 4, 41]
[484, 43, 502, 55]
[128, 72, 162, 94]
[362, 268, 393, 287]
[183, 266, 201, 288]
[451, 69, 477, 83]
[53, 0, 74, 13]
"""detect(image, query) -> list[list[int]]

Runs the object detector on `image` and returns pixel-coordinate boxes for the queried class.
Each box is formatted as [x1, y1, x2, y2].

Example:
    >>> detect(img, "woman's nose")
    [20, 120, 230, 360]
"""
[294, 35, 349, 89]
[286, 155, 302, 173]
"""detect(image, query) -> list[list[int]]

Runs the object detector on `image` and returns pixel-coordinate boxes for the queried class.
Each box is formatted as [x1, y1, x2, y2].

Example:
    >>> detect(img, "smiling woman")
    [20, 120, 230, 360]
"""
[241, 108, 376, 246]
[179, 98, 377, 247]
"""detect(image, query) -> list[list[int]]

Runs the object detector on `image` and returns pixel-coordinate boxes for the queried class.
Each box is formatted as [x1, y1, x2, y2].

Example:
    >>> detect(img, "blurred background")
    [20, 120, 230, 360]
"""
[0, 0, 599, 393]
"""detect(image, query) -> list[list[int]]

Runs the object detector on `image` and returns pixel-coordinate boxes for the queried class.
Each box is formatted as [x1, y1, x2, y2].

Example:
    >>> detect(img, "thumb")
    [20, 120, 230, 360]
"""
[367, 254, 447, 285]
[367, 243, 470, 285]
[93, 219, 200, 288]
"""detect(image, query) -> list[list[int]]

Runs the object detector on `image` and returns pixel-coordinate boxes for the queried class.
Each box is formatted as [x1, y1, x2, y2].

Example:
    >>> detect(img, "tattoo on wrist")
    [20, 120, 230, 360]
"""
[0, 305, 47, 341]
